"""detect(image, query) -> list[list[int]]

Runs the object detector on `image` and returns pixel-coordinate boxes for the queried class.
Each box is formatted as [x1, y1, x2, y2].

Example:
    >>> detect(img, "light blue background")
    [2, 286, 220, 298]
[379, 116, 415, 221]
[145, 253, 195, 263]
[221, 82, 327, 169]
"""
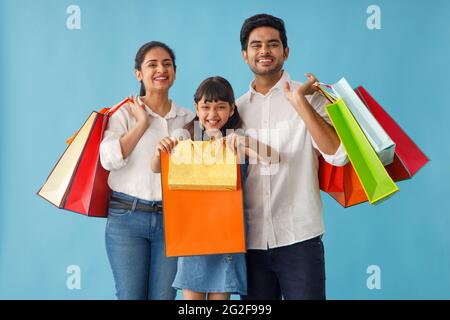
[0, 0, 449, 299]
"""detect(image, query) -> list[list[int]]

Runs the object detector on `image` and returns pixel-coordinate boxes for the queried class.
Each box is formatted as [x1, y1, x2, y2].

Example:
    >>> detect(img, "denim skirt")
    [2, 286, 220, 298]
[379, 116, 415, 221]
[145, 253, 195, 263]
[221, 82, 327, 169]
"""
[172, 253, 247, 295]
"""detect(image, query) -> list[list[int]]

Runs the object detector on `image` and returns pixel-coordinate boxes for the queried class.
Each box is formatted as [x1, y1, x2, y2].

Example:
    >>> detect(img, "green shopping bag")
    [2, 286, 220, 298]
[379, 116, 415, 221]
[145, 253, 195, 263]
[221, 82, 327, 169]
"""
[325, 98, 399, 204]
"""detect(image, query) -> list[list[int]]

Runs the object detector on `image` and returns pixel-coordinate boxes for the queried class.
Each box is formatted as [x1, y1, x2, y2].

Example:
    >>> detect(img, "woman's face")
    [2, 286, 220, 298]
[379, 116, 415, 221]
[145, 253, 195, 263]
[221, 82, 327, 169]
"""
[135, 47, 176, 94]
[195, 98, 234, 132]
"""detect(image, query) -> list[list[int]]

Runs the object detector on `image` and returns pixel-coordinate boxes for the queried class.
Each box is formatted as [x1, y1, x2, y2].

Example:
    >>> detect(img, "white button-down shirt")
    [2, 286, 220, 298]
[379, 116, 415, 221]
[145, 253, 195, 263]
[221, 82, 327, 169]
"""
[237, 71, 348, 250]
[100, 97, 195, 201]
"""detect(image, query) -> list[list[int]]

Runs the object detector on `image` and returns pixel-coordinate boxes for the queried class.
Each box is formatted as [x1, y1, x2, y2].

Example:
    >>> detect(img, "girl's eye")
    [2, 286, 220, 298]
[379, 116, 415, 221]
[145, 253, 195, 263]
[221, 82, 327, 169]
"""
[164, 63, 172, 67]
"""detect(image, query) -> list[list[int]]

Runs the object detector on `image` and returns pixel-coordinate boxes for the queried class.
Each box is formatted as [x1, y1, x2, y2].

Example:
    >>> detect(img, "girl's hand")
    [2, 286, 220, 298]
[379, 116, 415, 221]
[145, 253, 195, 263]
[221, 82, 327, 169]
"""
[127, 96, 149, 128]
[284, 73, 320, 107]
[156, 136, 178, 155]
[225, 132, 246, 155]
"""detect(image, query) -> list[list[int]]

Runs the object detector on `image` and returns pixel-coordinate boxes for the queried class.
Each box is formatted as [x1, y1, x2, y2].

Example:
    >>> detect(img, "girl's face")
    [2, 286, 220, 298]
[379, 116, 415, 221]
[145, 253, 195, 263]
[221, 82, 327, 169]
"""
[195, 98, 234, 132]
[135, 47, 176, 94]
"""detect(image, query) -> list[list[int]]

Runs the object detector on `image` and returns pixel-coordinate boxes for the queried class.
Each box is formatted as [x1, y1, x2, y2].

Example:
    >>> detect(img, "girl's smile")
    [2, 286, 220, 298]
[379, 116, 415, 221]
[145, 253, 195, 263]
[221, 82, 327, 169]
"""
[195, 98, 234, 131]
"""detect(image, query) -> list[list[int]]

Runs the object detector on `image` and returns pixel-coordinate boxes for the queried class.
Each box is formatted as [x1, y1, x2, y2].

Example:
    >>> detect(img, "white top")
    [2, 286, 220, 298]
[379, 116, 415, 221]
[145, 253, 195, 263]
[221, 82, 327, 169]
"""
[237, 71, 349, 250]
[99, 97, 195, 201]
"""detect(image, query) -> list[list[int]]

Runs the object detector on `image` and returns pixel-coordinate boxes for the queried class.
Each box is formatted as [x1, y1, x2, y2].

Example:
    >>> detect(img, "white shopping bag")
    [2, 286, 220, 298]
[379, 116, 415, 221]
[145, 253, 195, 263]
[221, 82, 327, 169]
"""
[331, 78, 396, 165]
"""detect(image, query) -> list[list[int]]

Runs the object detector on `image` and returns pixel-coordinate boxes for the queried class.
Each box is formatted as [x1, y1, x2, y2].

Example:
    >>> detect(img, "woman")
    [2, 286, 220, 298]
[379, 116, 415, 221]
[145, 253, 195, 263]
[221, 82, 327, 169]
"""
[99, 41, 194, 300]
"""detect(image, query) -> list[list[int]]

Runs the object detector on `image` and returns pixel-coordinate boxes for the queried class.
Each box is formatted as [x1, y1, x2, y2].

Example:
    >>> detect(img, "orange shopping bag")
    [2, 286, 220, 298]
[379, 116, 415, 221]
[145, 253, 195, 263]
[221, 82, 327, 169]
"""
[319, 156, 368, 207]
[160, 151, 246, 257]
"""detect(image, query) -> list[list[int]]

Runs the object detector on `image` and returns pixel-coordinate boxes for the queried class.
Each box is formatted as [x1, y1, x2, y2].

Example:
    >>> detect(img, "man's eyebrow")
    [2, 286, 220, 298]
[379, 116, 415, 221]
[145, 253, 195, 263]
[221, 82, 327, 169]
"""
[249, 39, 281, 44]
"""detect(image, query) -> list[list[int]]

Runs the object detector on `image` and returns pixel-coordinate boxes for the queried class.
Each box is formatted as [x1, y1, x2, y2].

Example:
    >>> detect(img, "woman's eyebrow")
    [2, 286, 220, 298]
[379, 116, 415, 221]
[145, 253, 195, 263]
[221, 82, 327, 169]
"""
[144, 58, 172, 64]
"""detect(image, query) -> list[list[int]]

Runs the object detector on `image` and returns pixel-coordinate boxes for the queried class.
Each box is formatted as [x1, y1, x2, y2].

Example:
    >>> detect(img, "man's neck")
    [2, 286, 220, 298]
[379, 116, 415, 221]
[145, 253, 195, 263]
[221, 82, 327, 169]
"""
[252, 70, 284, 95]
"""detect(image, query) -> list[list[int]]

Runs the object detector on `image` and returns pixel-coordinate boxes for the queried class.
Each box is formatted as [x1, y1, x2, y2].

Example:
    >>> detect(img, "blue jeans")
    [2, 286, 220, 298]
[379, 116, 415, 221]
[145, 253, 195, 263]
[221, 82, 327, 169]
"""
[105, 191, 177, 300]
[241, 236, 326, 300]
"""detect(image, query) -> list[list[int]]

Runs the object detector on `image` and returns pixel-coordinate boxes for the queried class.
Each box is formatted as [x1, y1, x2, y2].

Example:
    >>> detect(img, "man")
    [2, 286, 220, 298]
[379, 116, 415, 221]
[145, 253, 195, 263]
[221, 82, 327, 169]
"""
[237, 13, 348, 300]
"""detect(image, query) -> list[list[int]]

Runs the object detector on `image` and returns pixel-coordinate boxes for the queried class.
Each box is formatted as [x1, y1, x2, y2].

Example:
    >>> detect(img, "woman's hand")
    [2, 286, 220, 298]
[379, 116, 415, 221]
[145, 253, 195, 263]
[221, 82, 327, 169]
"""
[127, 96, 149, 128]
[118, 96, 150, 160]
[156, 136, 179, 155]
[284, 73, 320, 109]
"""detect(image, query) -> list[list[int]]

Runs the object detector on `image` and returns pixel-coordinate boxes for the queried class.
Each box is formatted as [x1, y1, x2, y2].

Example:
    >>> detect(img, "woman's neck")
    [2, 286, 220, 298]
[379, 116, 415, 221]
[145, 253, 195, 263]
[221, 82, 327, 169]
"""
[141, 91, 171, 117]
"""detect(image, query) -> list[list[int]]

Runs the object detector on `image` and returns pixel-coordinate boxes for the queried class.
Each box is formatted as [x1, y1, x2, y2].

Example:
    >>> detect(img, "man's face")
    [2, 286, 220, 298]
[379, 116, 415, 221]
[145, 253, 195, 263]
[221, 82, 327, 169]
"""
[242, 26, 289, 76]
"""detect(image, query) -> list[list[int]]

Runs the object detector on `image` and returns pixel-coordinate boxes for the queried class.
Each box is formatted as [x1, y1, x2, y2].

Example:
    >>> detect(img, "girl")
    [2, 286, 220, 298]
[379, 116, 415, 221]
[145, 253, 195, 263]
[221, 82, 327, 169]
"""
[99, 41, 194, 300]
[151, 76, 277, 300]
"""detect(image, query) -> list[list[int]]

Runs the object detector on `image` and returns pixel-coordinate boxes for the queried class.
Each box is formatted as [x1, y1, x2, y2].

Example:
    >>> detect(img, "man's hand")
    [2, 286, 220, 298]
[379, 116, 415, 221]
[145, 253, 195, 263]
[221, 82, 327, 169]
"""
[284, 73, 320, 111]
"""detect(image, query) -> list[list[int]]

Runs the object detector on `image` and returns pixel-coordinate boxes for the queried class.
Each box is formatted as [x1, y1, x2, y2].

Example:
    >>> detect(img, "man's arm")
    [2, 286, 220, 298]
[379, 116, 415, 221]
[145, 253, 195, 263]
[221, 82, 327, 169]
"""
[284, 73, 340, 155]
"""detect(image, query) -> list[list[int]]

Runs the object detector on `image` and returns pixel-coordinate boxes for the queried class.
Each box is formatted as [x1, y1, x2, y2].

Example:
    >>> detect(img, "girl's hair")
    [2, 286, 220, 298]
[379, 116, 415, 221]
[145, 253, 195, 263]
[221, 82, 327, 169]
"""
[134, 41, 177, 96]
[185, 76, 242, 138]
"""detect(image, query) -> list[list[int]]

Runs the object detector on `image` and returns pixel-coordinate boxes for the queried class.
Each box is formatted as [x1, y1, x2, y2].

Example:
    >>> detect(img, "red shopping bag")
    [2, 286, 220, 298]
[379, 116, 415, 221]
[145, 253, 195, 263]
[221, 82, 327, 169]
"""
[355, 86, 429, 180]
[319, 157, 368, 207]
[37, 98, 131, 217]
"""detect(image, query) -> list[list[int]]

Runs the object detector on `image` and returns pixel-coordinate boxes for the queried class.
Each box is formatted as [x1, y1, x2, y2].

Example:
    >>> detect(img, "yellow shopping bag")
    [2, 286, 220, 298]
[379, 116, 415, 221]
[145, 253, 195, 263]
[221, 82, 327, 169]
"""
[168, 139, 237, 191]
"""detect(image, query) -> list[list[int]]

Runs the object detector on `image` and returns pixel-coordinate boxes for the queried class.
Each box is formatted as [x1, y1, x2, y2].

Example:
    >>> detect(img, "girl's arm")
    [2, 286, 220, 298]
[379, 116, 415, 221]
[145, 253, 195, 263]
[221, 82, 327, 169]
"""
[150, 152, 162, 174]
[227, 133, 280, 165]
[244, 135, 279, 165]
[151, 137, 179, 173]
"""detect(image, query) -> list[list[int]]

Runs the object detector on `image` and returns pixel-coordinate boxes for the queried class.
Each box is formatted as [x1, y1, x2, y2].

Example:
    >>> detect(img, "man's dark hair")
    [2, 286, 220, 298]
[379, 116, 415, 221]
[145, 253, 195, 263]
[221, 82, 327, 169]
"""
[240, 14, 288, 51]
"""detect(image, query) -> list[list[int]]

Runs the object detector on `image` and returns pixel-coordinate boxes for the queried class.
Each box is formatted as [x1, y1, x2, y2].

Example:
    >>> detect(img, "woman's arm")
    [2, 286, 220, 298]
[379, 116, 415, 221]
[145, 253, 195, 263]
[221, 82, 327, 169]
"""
[119, 98, 150, 159]
[120, 121, 148, 159]
[100, 99, 147, 171]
